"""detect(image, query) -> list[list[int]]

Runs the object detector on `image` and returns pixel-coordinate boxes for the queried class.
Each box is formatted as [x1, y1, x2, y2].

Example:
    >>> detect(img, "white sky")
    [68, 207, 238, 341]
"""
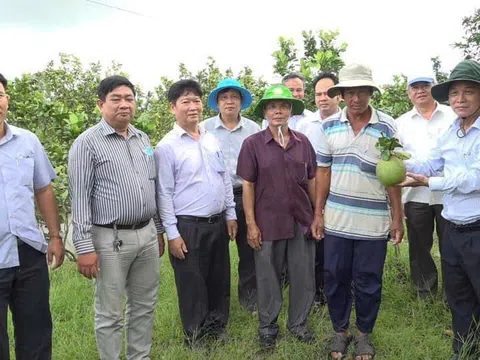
[1, 0, 478, 91]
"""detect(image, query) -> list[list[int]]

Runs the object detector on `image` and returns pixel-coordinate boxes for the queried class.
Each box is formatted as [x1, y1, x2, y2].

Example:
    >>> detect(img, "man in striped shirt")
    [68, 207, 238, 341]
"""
[68, 76, 163, 360]
[310, 64, 404, 360]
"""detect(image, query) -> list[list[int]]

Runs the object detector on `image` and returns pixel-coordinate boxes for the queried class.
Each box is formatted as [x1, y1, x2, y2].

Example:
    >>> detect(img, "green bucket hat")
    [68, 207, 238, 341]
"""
[254, 84, 305, 118]
[431, 60, 480, 102]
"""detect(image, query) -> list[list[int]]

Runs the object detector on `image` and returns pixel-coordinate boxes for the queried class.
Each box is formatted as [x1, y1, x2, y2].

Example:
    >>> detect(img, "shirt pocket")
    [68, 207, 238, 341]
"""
[206, 150, 226, 174]
[290, 159, 308, 185]
[17, 152, 35, 186]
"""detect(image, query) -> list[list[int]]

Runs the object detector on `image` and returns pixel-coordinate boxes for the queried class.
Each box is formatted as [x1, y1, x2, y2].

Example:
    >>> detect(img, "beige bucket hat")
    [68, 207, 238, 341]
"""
[327, 63, 382, 97]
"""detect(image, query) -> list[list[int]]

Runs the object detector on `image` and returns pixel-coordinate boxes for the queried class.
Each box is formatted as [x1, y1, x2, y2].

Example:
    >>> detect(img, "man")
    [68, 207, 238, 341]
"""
[155, 79, 237, 346]
[0, 73, 64, 360]
[237, 85, 317, 349]
[69, 75, 163, 360]
[400, 60, 480, 360]
[396, 72, 456, 299]
[311, 63, 404, 360]
[261, 73, 313, 131]
[303, 71, 342, 307]
[202, 78, 260, 313]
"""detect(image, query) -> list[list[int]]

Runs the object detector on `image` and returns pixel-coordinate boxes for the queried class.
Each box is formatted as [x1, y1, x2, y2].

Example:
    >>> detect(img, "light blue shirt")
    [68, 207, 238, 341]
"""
[201, 115, 261, 188]
[155, 123, 236, 240]
[0, 122, 56, 269]
[406, 116, 480, 225]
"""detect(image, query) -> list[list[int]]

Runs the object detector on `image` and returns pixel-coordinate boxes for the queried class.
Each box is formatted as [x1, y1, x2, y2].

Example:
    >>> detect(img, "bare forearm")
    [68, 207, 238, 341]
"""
[307, 178, 316, 204]
[314, 167, 331, 216]
[242, 181, 256, 226]
[386, 186, 403, 221]
[35, 184, 61, 236]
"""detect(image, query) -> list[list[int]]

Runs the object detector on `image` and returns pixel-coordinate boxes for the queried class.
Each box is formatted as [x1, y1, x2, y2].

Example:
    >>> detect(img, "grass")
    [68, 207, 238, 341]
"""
[8, 241, 457, 359]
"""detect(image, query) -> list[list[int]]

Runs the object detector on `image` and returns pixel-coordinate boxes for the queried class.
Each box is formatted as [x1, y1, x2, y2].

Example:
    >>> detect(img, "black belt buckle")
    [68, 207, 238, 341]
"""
[208, 214, 221, 224]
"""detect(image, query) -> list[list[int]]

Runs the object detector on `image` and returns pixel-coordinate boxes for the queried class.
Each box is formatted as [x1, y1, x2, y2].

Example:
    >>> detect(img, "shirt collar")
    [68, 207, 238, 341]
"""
[340, 105, 379, 124]
[214, 114, 245, 131]
[313, 107, 341, 122]
[0, 121, 18, 145]
[452, 115, 480, 130]
[412, 102, 444, 119]
[99, 118, 139, 138]
[263, 127, 302, 144]
[173, 122, 205, 138]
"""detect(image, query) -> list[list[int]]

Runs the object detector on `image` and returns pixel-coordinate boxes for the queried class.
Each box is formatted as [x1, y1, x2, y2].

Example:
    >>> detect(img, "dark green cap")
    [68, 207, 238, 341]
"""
[431, 60, 480, 102]
[254, 85, 305, 118]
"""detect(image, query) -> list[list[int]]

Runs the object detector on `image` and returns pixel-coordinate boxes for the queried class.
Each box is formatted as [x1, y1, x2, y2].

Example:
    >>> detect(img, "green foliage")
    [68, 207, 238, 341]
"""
[453, 7, 480, 61]
[272, 30, 347, 111]
[371, 75, 411, 119]
[375, 135, 404, 161]
[431, 56, 449, 83]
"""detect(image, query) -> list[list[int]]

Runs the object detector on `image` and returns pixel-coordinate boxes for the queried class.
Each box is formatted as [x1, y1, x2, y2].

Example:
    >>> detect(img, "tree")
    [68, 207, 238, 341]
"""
[454, 7, 480, 61]
[272, 30, 347, 110]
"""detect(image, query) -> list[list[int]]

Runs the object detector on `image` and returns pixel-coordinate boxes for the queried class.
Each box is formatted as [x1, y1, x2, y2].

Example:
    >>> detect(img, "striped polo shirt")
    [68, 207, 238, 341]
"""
[314, 106, 397, 241]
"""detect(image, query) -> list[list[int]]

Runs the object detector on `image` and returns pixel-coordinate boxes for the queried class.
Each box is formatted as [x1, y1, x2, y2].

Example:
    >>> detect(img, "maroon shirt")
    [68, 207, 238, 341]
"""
[237, 128, 316, 241]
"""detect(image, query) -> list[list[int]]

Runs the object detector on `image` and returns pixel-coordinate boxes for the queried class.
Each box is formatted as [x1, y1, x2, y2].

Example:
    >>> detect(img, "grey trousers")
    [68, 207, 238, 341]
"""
[255, 224, 315, 337]
[92, 220, 160, 360]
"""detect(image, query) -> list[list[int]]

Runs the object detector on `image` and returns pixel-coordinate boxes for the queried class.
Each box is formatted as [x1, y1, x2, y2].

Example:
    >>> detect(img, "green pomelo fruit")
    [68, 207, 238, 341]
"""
[376, 156, 406, 186]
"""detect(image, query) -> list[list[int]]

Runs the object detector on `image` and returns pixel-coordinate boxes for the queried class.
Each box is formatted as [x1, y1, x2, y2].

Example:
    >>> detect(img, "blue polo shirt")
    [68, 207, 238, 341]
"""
[0, 122, 56, 269]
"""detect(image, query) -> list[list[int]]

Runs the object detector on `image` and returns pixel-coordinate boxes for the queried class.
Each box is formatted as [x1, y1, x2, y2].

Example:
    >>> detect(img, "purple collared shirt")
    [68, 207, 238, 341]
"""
[0, 123, 56, 269]
[237, 128, 316, 241]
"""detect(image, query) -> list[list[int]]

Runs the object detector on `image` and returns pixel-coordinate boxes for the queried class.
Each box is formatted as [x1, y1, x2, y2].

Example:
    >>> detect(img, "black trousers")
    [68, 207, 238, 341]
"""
[404, 202, 446, 296]
[442, 220, 480, 354]
[170, 216, 231, 340]
[0, 243, 52, 360]
[234, 192, 257, 311]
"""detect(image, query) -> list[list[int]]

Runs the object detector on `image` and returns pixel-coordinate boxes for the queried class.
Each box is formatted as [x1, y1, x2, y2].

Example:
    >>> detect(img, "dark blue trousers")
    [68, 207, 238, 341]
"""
[442, 221, 480, 354]
[0, 243, 52, 360]
[324, 234, 387, 334]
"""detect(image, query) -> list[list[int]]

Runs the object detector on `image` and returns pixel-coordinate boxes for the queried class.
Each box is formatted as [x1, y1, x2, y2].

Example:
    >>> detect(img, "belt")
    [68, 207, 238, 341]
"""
[233, 187, 243, 196]
[94, 220, 150, 230]
[450, 219, 480, 233]
[177, 212, 225, 224]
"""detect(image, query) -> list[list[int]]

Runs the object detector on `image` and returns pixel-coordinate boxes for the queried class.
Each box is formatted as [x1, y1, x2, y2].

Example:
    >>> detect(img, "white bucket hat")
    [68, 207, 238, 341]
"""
[327, 63, 382, 97]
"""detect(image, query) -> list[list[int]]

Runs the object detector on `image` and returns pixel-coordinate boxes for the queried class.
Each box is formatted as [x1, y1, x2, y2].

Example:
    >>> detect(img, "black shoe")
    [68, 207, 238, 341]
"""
[259, 334, 277, 349]
[292, 331, 315, 344]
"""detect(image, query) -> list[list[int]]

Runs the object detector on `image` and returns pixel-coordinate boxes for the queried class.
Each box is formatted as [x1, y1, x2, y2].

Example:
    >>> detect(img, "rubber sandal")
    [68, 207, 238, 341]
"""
[353, 334, 375, 359]
[331, 333, 351, 359]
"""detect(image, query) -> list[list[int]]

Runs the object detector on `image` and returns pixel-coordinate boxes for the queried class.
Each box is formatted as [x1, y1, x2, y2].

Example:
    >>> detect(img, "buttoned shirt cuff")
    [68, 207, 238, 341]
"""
[226, 208, 237, 221]
[428, 177, 444, 191]
[166, 225, 181, 241]
[74, 238, 95, 255]
[154, 216, 165, 235]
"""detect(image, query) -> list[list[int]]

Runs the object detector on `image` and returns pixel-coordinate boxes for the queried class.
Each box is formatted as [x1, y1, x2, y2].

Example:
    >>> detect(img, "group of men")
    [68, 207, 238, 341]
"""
[0, 58, 479, 360]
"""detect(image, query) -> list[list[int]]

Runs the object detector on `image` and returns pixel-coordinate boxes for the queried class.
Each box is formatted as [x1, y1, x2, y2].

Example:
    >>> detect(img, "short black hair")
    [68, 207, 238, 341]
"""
[282, 73, 306, 86]
[0, 73, 7, 91]
[168, 79, 203, 104]
[97, 75, 136, 101]
[312, 71, 339, 90]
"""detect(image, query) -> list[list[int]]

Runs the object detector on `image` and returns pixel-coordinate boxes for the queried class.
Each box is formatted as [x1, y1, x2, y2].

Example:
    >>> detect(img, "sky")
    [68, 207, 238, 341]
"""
[1, 0, 478, 91]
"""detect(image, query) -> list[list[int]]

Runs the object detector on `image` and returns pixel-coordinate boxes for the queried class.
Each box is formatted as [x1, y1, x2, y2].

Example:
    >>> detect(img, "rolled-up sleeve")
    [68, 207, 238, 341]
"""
[155, 143, 180, 240]
[68, 138, 96, 254]
[236, 138, 258, 183]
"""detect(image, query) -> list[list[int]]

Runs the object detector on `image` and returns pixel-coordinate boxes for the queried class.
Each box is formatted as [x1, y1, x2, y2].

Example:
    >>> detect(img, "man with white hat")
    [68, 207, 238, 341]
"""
[400, 59, 480, 360]
[311, 63, 404, 360]
[201, 79, 260, 313]
[396, 72, 455, 299]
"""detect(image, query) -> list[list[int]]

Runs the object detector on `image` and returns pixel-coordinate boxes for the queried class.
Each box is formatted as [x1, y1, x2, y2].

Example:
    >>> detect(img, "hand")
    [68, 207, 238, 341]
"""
[311, 214, 325, 241]
[168, 237, 188, 260]
[77, 252, 99, 279]
[227, 220, 238, 241]
[390, 219, 404, 245]
[398, 173, 429, 187]
[247, 223, 262, 251]
[158, 234, 165, 257]
[47, 236, 65, 270]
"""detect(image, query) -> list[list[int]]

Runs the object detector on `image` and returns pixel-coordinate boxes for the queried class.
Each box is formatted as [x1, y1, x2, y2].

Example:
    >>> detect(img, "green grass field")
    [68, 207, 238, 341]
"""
[8, 241, 456, 359]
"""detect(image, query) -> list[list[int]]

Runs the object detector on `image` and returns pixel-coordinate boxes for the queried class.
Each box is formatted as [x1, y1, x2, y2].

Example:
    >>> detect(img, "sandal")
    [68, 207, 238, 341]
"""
[353, 334, 375, 359]
[330, 333, 351, 359]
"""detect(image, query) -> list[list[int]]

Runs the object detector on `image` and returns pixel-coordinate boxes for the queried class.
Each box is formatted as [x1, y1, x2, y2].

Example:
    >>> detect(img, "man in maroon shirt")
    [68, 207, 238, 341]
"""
[237, 85, 317, 349]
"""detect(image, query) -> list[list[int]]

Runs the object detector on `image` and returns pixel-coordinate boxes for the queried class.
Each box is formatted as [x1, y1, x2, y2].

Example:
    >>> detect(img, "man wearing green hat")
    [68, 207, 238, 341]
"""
[237, 85, 317, 348]
[400, 59, 480, 360]
[311, 63, 404, 360]
[201, 79, 260, 313]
